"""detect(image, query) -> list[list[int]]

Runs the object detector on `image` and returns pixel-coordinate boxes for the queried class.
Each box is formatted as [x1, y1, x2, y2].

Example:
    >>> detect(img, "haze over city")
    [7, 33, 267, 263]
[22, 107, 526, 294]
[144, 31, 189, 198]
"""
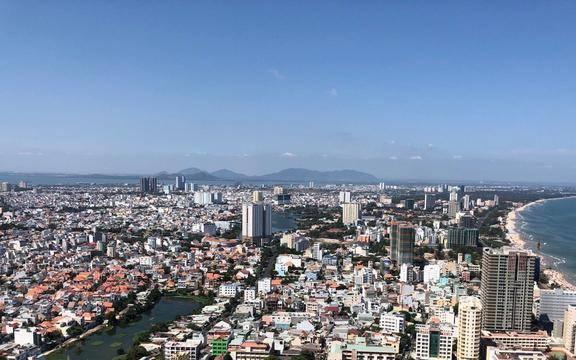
[1, 1, 576, 182]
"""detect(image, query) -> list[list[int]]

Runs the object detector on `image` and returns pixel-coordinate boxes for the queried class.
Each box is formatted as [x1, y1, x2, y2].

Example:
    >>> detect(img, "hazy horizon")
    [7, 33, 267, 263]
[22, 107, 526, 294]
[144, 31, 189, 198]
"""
[1, 1, 576, 182]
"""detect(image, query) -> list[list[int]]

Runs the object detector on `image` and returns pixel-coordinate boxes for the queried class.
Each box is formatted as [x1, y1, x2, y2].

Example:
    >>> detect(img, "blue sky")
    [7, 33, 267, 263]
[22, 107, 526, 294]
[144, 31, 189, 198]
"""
[1, 1, 575, 181]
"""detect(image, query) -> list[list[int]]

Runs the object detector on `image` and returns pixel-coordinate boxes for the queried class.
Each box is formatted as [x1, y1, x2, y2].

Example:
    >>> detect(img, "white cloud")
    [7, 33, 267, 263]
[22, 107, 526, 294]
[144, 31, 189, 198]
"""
[267, 68, 285, 80]
[452, 155, 463, 160]
[327, 88, 338, 96]
[281, 152, 296, 157]
[410, 155, 423, 160]
[389, 156, 398, 160]
[184, 152, 208, 157]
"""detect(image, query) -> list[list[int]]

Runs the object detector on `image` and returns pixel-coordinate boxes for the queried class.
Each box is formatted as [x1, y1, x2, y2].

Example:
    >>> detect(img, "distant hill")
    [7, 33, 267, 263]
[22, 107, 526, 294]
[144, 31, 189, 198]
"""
[254, 168, 378, 183]
[177, 167, 206, 175]
[154, 168, 219, 180]
[211, 169, 248, 180]
[167, 167, 378, 183]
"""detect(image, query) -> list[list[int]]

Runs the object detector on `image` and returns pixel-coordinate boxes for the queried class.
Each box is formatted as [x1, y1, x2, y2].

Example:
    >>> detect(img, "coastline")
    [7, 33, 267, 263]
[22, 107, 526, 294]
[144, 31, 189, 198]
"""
[505, 196, 576, 291]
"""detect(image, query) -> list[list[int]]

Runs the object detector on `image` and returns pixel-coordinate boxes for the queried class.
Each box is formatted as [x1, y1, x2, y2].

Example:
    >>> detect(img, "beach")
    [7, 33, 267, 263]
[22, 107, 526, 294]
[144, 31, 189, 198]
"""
[505, 198, 576, 291]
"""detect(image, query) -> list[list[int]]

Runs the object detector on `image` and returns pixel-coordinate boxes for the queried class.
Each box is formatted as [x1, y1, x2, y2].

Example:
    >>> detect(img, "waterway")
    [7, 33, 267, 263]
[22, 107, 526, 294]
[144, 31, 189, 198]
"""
[516, 197, 576, 284]
[46, 297, 199, 360]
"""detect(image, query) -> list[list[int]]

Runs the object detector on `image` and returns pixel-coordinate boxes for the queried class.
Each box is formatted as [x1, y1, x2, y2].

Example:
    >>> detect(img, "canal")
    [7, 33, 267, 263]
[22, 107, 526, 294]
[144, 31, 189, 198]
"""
[46, 297, 200, 360]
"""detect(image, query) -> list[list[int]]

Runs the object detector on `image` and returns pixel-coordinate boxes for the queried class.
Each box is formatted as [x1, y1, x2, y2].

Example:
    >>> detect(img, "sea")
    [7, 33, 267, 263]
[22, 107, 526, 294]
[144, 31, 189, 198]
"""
[516, 197, 576, 284]
[0, 173, 142, 186]
[0, 173, 309, 186]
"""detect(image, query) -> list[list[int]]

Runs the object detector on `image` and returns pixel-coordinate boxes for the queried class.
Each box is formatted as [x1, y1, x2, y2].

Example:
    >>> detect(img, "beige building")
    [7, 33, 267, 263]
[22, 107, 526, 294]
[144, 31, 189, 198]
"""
[457, 296, 482, 360]
[480, 330, 549, 351]
[563, 304, 576, 354]
[252, 190, 264, 202]
[342, 202, 361, 225]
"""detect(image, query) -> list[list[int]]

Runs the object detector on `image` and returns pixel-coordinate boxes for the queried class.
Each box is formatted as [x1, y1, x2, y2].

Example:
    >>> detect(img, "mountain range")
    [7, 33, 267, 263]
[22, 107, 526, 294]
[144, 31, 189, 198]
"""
[155, 167, 378, 183]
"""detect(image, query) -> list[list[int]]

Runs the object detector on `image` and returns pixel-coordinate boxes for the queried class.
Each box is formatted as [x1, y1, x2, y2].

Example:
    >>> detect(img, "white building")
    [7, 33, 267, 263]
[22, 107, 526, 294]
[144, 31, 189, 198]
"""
[457, 296, 482, 360]
[164, 339, 201, 360]
[14, 327, 41, 346]
[244, 288, 256, 302]
[257, 278, 271, 294]
[539, 289, 576, 333]
[218, 283, 240, 298]
[312, 243, 323, 261]
[423, 264, 441, 284]
[339, 191, 352, 204]
[380, 313, 405, 334]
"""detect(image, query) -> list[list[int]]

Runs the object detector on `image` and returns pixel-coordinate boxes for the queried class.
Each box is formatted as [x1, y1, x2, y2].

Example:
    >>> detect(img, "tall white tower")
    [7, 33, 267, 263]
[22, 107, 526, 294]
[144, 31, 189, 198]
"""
[457, 296, 482, 360]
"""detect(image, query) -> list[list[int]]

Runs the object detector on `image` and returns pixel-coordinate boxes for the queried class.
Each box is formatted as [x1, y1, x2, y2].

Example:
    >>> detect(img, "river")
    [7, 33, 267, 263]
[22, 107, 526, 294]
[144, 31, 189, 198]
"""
[46, 297, 199, 360]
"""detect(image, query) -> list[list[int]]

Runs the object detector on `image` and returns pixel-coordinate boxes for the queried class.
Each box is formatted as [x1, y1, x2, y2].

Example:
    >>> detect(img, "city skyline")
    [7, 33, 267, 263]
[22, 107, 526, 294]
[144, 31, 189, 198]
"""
[3, 2, 576, 359]
[1, 1, 576, 181]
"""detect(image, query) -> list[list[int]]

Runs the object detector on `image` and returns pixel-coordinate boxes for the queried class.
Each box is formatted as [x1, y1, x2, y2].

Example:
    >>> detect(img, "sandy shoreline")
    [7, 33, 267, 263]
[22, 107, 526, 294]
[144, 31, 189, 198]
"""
[505, 197, 576, 291]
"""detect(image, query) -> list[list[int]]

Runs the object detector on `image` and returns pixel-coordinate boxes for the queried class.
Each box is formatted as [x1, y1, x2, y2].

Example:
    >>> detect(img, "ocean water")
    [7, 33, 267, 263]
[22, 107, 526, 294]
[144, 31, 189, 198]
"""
[516, 197, 576, 283]
[0, 173, 310, 186]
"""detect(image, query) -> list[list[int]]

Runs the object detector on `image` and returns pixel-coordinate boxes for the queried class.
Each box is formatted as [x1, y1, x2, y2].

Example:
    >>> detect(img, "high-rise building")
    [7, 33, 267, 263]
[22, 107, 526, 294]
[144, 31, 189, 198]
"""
[390, 221, 415, 265]
[450, 189, 459, 201]
[274, 192, 291, 205]
[175, 175, 186, 190]
[446, 228, 479, 248]
[462, 194, 471, 210]
[185, 183, 198, 192]
[273, 186, 285, 195]
[458, 215, 476, 228]
[1, 182, 11, 192]
[241, 203, 272, 245]
[339, 191, 352, 204]
[480, 247, 537, 332]
[424, 194, 436, 211]
[457, 296, 482, 360]
[563, 305, 576, 354]
[494, 194, 500, 206]
[106, 243, 117, 258]
[403, 199, 415, 210]
[540, 289, 576, 336]
[252, 191, 264, 202]
[342, 203, 361, 225]
[140, 177, 158, 194]
[312, 243, 323, 261]
[194, 191, 223, 205]
[448, 200, 459, 218]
